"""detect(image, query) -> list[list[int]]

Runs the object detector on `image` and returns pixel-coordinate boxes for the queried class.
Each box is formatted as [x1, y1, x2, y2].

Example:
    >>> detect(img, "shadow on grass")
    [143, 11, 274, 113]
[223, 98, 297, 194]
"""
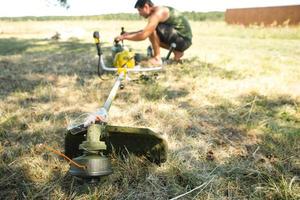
[0, 38, 40, 56]
[0, 38, 95, 56]
[0, 37, 113, 100]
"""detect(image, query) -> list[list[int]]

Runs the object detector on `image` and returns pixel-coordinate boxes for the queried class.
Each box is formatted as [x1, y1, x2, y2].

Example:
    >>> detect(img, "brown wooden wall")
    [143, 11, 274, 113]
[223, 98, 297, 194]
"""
[225, 5, 300, 26]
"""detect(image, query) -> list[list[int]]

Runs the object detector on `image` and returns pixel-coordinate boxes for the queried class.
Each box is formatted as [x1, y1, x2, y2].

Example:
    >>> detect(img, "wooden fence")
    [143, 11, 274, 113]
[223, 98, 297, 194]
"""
[225, 5, 300, 26]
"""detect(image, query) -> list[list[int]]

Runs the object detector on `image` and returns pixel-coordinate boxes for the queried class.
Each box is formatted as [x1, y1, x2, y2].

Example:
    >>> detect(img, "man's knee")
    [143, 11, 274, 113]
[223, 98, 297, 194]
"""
[174, 38, 192, 52]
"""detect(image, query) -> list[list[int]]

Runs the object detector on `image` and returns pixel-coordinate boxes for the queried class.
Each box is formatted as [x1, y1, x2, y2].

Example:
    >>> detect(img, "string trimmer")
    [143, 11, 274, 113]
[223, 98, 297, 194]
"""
[64, 30, 176, 180]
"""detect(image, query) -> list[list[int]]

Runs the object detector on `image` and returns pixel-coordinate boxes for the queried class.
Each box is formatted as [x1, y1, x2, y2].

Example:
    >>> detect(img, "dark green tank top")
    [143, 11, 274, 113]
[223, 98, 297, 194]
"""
[162, 7, 193, 41]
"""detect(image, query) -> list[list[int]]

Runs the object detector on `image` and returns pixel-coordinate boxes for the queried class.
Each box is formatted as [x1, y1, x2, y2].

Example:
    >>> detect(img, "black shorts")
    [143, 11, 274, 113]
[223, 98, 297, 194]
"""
[156, 23, 192, 52]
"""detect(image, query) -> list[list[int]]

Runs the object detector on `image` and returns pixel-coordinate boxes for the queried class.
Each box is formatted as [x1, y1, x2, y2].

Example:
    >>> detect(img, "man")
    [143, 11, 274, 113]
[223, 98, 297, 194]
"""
[115, 0, 193, 65]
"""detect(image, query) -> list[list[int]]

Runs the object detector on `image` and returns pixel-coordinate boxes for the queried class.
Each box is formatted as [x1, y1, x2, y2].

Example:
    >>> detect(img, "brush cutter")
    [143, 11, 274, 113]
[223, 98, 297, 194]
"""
[96, 27, 176, 77]
[64, 30, 175, 180]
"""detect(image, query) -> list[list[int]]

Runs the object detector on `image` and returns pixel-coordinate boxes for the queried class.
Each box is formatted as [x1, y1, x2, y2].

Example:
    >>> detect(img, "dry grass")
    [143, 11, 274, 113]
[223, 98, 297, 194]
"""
[0, 20, 299, 199]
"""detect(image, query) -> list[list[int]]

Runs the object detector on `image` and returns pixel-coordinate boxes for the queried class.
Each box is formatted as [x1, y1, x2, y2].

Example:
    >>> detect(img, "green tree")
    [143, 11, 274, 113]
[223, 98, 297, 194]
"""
[57, 0, 69, 8]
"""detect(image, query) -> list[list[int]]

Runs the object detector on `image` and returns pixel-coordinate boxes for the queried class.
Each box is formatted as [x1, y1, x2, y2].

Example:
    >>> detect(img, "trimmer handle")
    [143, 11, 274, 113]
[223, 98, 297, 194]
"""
[114, 38, 120, 45]
[120, 27, 126, 35]
[120, 27, 126, 45]
[165, 43, 176, 60]
[93, 31, 102, 56]
[113, 27, 126, 46]
[93, 31, 100, 41]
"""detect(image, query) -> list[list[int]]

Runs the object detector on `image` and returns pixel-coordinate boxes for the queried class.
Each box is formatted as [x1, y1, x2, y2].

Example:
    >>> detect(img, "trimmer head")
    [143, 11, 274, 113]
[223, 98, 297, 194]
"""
[65, 124, 167, 165]
[65, 124, 167, 180]
[67, 124, 113, 180]
[69, 154, 112, 178]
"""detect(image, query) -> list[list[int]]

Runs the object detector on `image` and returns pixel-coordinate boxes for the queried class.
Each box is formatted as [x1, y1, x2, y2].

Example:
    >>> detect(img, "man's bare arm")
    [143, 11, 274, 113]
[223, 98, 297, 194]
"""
[116, 8, 165, 41]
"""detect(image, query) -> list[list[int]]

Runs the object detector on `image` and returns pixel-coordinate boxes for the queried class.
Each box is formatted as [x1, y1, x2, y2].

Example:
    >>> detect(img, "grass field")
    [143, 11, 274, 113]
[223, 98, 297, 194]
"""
[0, 20, 299, 199]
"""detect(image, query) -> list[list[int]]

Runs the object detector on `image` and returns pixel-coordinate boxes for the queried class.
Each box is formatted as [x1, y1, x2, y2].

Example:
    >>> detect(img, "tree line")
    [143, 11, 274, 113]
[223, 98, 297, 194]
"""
[0, 12, 224, 22]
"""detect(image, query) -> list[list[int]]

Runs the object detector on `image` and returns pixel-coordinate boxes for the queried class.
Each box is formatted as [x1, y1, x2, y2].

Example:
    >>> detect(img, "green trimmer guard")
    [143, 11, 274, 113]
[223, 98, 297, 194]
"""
[65, 124, 167, 179]
[65, 124, 168, 165]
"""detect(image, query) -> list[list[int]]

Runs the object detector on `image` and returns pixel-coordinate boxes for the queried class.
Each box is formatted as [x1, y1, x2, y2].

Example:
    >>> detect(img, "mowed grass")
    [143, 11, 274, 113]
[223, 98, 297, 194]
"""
[0, 20, 299, 199]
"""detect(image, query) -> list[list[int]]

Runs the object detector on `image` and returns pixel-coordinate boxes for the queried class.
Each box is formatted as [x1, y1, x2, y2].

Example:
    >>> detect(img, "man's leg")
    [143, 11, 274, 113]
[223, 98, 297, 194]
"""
[151, 23, 191, 63]
[159, 42, 184, 62]
[173, 51, 184, 61]
[148, 30, 163, 65]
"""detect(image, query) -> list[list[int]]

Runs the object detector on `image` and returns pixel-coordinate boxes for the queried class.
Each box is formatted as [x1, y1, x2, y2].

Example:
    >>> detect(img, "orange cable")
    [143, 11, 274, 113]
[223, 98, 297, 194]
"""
[39, 144, 86, 169]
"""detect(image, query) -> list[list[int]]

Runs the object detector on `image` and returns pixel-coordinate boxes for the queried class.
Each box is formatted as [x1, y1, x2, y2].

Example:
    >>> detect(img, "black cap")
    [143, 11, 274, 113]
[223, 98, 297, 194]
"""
[134, 0, 152, 8]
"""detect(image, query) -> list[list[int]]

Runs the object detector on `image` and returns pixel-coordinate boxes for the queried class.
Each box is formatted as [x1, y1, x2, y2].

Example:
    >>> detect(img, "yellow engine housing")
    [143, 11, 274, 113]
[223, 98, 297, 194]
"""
[113, 50, 135, 69]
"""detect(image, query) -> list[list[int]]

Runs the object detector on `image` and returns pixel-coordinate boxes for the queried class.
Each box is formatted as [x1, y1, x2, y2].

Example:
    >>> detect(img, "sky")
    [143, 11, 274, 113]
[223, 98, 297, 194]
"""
[0, 0, 300, 17]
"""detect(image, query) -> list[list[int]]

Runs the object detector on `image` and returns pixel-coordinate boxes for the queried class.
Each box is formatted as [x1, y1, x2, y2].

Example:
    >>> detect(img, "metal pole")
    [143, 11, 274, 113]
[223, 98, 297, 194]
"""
[103, 72, 124, 112]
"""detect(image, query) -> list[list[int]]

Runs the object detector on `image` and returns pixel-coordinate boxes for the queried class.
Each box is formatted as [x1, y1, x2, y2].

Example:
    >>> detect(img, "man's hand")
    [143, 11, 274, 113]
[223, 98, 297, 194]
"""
[114, 35, 123, 42]
[115, 32, 129, 42]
